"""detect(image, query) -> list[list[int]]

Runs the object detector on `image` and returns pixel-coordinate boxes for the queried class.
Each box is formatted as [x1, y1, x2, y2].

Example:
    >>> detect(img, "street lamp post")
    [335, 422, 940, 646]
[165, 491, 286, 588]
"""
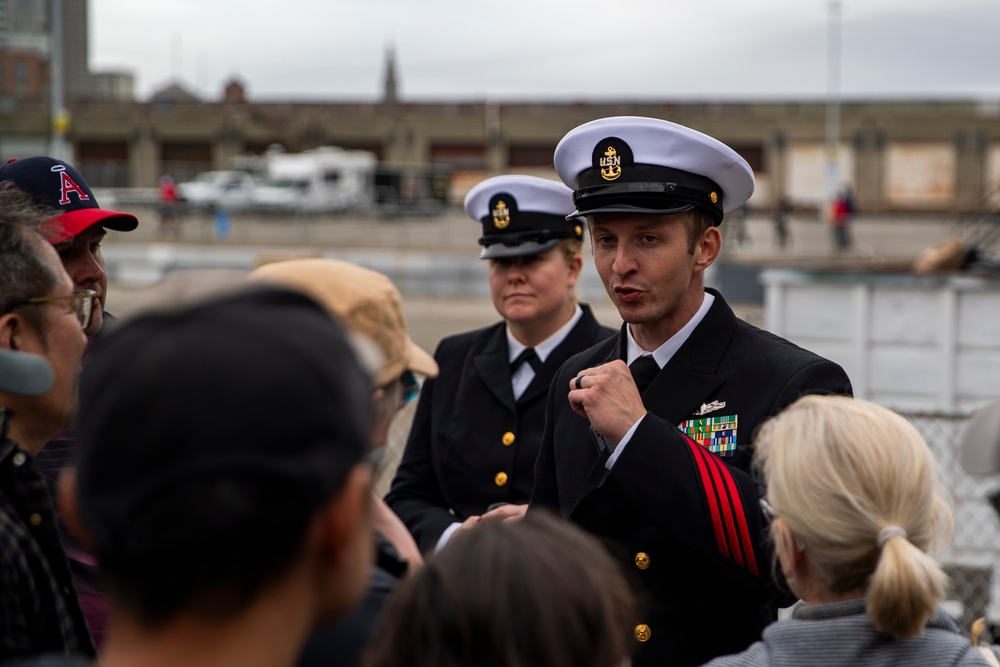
[825, 0, 842, 218]
[49, 0, 68, 160]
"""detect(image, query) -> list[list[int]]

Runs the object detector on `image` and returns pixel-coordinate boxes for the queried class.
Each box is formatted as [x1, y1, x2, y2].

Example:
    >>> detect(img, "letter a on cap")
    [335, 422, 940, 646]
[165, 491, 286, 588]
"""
[59, 172, 90, 206]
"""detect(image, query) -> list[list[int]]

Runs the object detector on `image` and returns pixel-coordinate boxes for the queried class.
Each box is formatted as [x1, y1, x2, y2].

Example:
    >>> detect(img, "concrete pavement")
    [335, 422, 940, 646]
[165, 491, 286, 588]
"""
[105, 208, 970, 352]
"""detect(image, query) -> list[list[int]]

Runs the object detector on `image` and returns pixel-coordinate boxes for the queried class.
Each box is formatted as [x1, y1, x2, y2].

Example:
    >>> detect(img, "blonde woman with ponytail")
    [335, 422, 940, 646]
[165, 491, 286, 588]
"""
[704, 395, 999, 667]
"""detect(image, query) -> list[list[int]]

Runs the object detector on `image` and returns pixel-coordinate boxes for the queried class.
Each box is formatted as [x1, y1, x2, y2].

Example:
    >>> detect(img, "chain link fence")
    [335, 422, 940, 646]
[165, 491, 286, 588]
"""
[910, 410, 1000, 638]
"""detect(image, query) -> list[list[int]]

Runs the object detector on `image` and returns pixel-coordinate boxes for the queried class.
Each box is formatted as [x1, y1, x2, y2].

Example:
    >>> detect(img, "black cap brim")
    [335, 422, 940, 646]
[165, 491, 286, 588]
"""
[479, 238, 562, 259]
[568, 202, 695, 219]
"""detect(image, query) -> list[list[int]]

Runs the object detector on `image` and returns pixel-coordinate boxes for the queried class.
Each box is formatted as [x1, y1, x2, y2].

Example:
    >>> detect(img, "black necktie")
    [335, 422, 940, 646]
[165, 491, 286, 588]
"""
[511, 348, 541, 373]
[629, 355, 660, 394]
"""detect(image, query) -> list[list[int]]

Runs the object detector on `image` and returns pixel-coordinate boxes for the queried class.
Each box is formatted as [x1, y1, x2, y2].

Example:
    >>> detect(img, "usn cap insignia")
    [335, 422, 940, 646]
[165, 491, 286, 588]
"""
[601, 146, 622, 181]
[492, 200, 511, 229]
[592, 137, 634, 183]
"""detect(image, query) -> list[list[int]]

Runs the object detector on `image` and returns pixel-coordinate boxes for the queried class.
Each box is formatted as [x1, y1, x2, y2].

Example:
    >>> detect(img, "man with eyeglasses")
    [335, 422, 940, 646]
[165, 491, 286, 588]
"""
[248, 258, 439, 667]
[0, 156, 138, 647]
[0, 181, 95, 659]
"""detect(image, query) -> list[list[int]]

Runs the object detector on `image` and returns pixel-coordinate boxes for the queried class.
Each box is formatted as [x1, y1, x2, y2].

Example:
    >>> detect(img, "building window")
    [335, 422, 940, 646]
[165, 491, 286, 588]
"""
[729, 143, 764, 174]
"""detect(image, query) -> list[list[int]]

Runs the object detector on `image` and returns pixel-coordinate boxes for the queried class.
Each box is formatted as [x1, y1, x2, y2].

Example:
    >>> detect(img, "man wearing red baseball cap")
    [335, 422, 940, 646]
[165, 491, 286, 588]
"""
[0, 156, 138, 337]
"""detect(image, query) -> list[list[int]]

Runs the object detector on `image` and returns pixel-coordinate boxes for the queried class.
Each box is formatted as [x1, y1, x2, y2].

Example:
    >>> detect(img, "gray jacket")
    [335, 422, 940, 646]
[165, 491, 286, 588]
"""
[703, 599, 996, 667]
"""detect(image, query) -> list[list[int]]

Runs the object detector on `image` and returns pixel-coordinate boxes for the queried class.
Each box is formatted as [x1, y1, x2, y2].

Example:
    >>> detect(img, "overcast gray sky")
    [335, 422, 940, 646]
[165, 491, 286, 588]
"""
[91, 0, 1000, 102]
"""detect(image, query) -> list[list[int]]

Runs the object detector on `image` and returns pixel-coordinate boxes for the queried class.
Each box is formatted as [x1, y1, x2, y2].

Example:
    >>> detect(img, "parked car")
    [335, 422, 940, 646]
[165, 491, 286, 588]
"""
[177, 171, 258, 211]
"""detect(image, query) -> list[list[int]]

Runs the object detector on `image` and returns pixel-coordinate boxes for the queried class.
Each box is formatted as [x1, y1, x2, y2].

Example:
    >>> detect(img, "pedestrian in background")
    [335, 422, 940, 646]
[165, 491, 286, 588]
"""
[386, 175, 615, 553]
[831, 185, 854, 252]
[158, 174, 179, 238]
[773, 197, 789, 249]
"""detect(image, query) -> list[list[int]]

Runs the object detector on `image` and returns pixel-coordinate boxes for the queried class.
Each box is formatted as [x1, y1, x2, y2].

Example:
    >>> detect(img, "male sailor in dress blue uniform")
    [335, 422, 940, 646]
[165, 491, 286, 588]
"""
[530, 117, 853, 667]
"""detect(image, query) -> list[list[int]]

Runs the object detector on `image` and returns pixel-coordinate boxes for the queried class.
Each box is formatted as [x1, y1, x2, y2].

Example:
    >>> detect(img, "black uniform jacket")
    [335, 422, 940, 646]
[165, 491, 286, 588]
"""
[530, 290, 853, 667]
[386, 303, 615, 552]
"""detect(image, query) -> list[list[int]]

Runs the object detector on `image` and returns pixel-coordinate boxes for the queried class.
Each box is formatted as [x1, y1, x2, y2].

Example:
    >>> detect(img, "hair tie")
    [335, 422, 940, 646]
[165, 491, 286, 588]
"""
[877, 526, 907, 548]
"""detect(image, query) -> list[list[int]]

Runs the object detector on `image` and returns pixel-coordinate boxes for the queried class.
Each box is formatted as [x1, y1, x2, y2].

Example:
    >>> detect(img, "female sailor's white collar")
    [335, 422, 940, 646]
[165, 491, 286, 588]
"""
[507, 304, 584, 364]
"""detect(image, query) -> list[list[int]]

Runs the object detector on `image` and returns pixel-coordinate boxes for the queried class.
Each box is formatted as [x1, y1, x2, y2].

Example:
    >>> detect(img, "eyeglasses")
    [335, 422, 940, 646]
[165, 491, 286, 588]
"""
[398, 371, 420, 409]
[2, 290, 98, 330]
[759, 497, 777, 522]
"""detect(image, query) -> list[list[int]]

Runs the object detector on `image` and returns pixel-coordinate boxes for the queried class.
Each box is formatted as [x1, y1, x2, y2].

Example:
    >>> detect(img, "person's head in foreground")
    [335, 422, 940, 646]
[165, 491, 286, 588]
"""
[756, 395, 953, 638]
[66, 285, 376, 665]
[364, 510, 637, 667]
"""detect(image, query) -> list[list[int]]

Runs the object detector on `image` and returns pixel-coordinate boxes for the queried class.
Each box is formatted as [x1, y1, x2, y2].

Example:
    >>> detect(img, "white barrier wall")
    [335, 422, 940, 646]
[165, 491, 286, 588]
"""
[763, 269, 1000, 413]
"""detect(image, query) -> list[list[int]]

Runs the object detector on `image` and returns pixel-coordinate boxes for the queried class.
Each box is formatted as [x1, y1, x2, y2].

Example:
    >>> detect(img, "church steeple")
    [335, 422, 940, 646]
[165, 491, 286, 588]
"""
[382, 46, 398, 105]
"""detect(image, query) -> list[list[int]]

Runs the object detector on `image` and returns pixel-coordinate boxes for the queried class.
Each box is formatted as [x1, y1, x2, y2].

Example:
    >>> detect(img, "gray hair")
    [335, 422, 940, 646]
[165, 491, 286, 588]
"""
[0, 182, 61, 327]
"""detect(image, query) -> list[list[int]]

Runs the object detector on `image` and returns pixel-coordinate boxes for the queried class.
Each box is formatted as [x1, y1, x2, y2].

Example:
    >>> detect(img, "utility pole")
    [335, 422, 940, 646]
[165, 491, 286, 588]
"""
[49, 0, 68, 160]
[824, 0, 842, 217]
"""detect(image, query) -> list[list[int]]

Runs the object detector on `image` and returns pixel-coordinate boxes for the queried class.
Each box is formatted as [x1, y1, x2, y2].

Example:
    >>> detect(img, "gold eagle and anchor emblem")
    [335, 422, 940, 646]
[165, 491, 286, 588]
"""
[600, 146, 622, 181]
[492, 200, 511, 229]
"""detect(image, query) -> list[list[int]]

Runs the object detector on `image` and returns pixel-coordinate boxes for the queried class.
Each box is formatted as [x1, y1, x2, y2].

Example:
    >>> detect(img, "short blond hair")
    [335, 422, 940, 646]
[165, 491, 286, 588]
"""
[755, 395, 953, 638]
[557, 237, 582, 303]
[554, 235, 581, 263]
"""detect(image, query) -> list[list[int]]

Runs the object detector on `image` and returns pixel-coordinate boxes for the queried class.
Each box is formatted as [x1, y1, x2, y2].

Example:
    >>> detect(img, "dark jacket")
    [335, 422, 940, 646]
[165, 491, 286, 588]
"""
[386, 304, 614, 552]
[0, 437, 94, 661]
[530, 290, 853, 667]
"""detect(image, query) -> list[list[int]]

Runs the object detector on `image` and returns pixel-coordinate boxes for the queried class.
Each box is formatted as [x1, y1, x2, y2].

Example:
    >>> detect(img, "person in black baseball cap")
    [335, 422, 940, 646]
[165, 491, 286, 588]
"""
[59, 284, 376, 667]
[0, 156, 138, 337]
[529, 116, 853, 667]
[385, 175, 616, 554]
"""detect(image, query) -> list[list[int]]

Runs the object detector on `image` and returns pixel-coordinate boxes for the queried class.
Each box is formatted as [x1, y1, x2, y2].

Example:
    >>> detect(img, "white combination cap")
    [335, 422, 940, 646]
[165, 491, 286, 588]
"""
[554, 116, 755, 223]
[464, 175, 584, 259]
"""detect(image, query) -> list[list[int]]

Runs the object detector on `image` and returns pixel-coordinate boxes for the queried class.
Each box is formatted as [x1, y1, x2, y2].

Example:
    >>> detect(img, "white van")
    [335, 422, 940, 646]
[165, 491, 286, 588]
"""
[253, 146, 377, 212]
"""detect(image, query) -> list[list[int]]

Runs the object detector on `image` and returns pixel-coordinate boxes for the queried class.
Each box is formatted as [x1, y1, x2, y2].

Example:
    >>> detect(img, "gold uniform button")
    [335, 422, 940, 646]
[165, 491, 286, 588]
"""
[634, 624, 651, 642]
[634, 552, 650, 570]
[29, 513, 42, 527]
[495, 472, 508, 487]
[502, 432, 515, 446]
